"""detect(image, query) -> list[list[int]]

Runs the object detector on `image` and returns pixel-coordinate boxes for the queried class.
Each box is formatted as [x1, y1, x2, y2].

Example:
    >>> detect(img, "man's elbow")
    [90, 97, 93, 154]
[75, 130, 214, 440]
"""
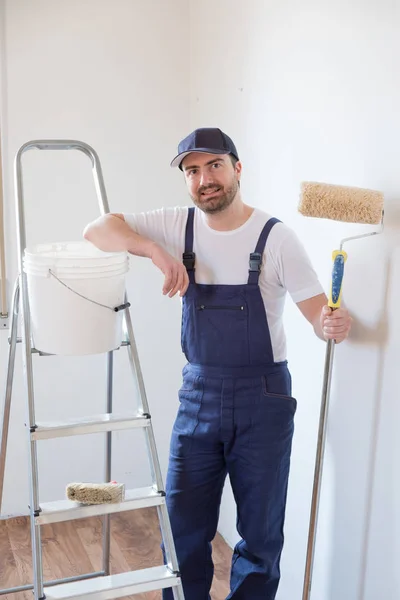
[82, 222, 93, 241]
[83, 213, 125, 242]
[82, 221, 99, 243]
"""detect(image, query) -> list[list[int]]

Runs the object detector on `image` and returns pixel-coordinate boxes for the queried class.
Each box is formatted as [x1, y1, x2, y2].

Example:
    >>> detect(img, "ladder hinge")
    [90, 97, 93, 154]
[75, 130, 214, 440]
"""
[169, 568, 181, 577]
[158, 489, 166, 497]
[142, 413, 151, 419]
[29, 424, 38, 433]
[28, 505, 42, 516]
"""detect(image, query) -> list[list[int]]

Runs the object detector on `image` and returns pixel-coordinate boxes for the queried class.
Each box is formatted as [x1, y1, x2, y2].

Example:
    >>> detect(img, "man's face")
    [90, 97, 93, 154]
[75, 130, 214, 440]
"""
[181, 153, 242, 214]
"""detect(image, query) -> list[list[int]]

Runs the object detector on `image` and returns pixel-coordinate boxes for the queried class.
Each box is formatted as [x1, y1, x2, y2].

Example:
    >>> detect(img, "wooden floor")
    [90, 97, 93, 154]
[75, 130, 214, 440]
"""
[0, 508, 232, 599]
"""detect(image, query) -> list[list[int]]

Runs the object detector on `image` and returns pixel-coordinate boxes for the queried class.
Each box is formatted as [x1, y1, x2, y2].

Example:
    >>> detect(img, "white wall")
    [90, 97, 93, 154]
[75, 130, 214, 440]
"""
[0, 0, 190, 516]
[2, 2, 400, 600]
[189, 1, 400, 599]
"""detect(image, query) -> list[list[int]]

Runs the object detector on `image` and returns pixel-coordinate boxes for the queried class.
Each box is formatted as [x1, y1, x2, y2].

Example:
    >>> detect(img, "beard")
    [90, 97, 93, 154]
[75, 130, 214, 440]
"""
[190, 177, 239, 214]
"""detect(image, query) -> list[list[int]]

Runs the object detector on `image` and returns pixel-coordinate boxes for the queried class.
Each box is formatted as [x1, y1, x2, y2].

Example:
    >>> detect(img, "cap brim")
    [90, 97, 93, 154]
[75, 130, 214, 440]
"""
[170, 148, 229, 168]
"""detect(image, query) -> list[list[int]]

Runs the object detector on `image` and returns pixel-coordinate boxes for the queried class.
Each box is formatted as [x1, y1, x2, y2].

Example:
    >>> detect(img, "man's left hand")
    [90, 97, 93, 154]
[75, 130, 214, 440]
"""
[320, 305, 353, 343]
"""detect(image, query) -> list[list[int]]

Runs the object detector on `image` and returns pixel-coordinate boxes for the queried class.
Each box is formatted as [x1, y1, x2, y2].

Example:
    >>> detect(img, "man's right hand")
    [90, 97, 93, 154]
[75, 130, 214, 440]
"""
[150, 244, 190, 298]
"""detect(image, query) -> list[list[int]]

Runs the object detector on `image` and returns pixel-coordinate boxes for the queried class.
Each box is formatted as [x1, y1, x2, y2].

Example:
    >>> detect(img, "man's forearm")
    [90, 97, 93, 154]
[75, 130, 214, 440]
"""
[83, 214, 157, 258]
[84, 213, 190, 298]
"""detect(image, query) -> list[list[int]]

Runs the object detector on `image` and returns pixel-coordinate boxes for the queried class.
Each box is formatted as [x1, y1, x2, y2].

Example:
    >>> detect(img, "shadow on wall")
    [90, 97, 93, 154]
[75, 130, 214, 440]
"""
[327, 204, 400, 600]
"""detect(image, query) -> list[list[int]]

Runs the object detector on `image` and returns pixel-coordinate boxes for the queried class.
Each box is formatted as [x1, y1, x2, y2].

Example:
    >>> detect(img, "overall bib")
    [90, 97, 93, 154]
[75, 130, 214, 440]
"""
[163, 208, 297, 600]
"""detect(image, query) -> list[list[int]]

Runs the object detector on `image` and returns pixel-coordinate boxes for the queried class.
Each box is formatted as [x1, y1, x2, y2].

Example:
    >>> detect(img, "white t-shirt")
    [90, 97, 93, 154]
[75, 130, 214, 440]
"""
[124, 206, 324, 362]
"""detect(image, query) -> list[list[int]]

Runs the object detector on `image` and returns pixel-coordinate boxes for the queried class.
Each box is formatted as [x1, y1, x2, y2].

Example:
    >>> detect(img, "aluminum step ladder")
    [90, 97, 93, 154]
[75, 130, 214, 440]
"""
[0, 140, 185, 600]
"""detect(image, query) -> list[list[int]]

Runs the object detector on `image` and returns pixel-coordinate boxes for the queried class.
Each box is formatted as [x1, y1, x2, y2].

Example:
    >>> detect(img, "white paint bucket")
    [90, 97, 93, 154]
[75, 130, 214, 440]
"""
[23, 241, 130, 356]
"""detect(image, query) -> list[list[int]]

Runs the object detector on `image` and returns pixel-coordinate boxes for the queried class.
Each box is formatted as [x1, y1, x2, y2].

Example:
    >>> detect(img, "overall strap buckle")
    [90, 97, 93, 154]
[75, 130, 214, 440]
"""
[183, 251, 196, 270]
[249, 252, 262, 272]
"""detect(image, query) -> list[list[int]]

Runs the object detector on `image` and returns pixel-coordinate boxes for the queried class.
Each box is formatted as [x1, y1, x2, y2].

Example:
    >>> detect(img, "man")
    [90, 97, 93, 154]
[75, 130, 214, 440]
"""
[83, 127, 352, 599]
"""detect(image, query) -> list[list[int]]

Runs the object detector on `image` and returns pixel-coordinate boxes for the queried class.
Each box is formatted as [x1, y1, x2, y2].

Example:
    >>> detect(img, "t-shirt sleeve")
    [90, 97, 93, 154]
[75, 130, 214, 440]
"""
[272, 225, 325, 303]
[123, 206, 188, 260]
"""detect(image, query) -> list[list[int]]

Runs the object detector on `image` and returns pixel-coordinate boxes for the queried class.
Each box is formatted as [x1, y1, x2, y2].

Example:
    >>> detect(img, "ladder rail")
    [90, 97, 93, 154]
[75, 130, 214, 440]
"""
[124, 305, 182, 577]
[14, 141, 112, 598]
[0, 140, 185, 600]
[0, 277, 19, 511]
[102, 351, 114, 576]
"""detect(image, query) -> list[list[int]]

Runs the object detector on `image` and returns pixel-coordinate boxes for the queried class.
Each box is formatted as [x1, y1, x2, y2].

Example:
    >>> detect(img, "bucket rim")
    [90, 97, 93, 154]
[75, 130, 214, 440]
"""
[24, 240, 128, 261]
[23, 265, 129, 279]
[23, 257, 129, 268]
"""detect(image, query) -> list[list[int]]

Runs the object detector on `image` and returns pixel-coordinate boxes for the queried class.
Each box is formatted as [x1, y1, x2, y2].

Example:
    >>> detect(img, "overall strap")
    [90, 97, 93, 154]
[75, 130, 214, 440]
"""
[183, 206, 196, 283]
[248, 217, 281, 285]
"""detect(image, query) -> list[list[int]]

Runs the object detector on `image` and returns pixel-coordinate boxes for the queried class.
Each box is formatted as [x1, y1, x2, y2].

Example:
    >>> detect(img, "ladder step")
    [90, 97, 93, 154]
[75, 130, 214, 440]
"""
[12, 337, 130, 349]
[30, 340, 131, 355]
[36, 486, 165, 524]
[31, 413, 150, 440]
[44, 566, 181, 599]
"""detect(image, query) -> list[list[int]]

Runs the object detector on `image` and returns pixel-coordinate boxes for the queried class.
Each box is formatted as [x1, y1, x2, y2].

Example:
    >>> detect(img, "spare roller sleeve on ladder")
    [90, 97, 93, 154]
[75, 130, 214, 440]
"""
[66, 482, 125, 505]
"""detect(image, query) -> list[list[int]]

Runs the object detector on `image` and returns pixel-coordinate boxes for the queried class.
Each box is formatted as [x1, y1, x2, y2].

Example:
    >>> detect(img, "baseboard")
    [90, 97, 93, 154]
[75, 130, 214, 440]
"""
[0, 511, 29, 522]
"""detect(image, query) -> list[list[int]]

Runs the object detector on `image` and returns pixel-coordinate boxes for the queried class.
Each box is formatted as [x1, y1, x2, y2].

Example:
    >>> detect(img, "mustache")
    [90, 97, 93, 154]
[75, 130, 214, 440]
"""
[198, 184, 221, 194]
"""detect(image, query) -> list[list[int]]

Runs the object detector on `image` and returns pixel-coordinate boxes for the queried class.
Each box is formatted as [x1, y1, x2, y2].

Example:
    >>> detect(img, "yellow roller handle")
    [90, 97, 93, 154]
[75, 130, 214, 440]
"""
[328, 250, 348, 309]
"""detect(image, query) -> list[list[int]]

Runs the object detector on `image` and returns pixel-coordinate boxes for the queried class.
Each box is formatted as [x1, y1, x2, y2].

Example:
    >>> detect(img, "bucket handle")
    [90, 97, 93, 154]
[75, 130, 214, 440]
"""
[48, 269, 130, 313]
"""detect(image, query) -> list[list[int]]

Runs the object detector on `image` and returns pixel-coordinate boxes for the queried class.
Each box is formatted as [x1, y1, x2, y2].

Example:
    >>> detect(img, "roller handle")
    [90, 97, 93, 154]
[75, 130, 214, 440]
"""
[303, 248, 348, 600]
[328, 250, 347, 309]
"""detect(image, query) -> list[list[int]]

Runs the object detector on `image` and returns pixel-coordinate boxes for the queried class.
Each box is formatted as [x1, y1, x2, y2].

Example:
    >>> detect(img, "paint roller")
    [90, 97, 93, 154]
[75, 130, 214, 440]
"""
[66, 481, 125, 505]
[298, 181, 384, 600]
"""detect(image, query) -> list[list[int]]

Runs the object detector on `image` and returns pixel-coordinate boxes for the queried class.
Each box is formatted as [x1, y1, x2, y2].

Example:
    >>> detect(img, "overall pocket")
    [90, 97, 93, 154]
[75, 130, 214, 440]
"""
[196, 304, 245, 311]
[193, 300, 249, 366]
[249, 372, 297, 452]
[261, 370, 297, 414]
[174, 372, 204, 436]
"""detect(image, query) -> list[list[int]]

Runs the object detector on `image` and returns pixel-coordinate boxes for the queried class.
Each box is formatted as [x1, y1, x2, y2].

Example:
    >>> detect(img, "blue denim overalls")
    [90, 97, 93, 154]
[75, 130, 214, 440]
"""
[163, 207, 297, 600]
